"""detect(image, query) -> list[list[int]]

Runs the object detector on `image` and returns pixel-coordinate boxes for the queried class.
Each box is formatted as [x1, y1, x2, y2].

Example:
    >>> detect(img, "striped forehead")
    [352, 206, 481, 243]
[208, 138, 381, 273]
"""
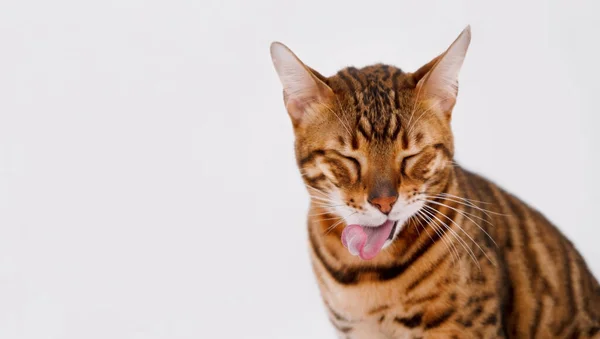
[328, 65, 415, 144]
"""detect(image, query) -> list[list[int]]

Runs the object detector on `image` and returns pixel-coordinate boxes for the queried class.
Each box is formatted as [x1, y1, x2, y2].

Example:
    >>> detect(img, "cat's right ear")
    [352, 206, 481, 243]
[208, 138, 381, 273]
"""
[270, 42, 334, 126]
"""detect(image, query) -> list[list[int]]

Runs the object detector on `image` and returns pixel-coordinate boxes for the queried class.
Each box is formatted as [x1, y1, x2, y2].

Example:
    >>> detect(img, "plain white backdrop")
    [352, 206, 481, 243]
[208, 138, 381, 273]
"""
[0, 0, 598, 338]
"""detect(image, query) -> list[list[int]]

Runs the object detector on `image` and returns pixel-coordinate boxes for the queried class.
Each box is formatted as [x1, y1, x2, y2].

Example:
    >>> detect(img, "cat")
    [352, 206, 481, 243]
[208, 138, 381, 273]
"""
[270, 26, 600, 338]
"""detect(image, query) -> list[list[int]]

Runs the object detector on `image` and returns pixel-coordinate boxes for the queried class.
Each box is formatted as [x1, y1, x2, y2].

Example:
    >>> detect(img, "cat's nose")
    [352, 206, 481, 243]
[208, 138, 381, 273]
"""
[368, 194, 398, 215]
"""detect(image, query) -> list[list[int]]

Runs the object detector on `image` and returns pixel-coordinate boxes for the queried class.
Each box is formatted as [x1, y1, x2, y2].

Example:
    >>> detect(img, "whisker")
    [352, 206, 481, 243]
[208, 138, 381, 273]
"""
[309, 211, 335, 217]
[323, 102, 352, 137]
[324, 211, 357, 235]
[410, 215, 421, 237]
[308, 193, 332, 199]
[307, 194, 337, 204]
[304, 97, 352, 137]
[414, 213, 445, 264]
[420, 206, 480, 269]
[406, 74, 426, 133]
[422, 205, 494, 267]
[408, 97, 453, 135]
[434, 197, 497, 221]
[335, 97, 354, 137]
[310, 201, 340, 209]
[423, 196, 495, 226]
[435, 192, 494, 206]
[305, 185, 330, 197]
[320, 215, 347, 222]
[429, 193, 509, 217]
[429, 192, 494, 213]
[417, 210, 459, 265]
[307, 193, 333, 202]
[423, 199, 498, 249]
[310, 203, 346, 209]
[424, 211, 462, 265]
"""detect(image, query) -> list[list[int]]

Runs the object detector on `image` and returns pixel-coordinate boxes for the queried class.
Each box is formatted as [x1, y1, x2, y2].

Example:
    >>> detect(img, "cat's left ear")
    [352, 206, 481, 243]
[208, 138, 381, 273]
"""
[270, 42, 334, 126]
[413, 26, 471, 120]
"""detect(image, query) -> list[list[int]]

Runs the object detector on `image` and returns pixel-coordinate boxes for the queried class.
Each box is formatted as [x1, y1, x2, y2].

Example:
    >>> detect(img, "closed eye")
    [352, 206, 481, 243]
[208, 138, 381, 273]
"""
[319, 150, 362, 186]
[339, 154, 361, 175]
[401, 144, 451, 181]
[334, 153, 362, 182]
[400, 152, 422, 175]
[324, 150, 361, 167]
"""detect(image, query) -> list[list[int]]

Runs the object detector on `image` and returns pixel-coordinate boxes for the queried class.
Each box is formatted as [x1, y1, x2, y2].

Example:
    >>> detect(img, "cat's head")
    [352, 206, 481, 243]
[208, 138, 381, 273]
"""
[271, 27, 471, 260]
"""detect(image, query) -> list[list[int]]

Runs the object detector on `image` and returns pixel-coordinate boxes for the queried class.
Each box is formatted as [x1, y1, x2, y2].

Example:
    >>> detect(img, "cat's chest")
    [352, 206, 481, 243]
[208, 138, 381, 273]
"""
[325, 303, 423, 339]
[320, 278, 425, 335]
[338, 323, 419, 339]
[324, 281, 399, 319]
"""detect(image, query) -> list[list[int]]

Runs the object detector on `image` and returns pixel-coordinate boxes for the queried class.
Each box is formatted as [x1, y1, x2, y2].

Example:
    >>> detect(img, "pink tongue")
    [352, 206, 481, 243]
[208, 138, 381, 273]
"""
[341, 220, 394, 260]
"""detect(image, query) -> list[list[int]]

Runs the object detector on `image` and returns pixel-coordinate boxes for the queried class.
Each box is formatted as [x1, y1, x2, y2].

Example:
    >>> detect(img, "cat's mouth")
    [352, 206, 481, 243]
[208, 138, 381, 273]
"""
[341, 220, 398, 260]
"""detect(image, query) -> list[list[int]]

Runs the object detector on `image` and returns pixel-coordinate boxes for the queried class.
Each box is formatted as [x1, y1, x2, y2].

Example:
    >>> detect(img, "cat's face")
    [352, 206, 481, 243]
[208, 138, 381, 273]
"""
[293, 84, 454, 245]
[271, 27, 470, 260]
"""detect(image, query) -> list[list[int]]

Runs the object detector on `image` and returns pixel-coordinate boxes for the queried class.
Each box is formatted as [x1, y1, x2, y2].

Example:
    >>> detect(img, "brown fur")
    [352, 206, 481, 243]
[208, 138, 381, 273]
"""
[274, 40, 600, 338]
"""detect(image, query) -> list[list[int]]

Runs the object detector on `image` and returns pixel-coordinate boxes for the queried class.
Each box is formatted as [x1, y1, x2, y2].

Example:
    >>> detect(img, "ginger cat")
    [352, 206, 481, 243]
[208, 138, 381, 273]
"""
[270, 26, 599, 338]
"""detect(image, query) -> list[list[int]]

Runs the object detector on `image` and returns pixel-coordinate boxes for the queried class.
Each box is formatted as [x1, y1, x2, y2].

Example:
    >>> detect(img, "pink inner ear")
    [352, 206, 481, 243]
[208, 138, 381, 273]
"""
[415, 26, 470, 119]
[285, 97, 314, 122]
[270, 42, 334, 125]
[284, 84, 334, 124]
[427, 94, 457, 117]
[417, 60, 459, 117]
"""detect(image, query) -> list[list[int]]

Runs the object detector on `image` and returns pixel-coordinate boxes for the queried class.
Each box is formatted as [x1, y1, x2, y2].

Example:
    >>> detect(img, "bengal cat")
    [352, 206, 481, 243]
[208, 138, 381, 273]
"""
[270, 26, 600, 338]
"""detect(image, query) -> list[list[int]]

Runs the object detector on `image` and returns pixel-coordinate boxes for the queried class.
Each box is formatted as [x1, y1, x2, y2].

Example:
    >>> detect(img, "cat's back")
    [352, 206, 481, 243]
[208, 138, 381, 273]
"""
[458, 167, 600, 338]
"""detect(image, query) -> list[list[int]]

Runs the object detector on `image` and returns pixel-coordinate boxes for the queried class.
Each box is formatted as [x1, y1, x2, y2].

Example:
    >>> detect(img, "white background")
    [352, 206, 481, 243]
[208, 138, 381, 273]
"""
[0, 0, 598, 338]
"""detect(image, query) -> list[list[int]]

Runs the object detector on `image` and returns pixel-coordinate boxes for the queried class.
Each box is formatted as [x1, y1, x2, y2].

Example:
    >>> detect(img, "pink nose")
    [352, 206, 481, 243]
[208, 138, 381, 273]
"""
[368, 195, 398, 214]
